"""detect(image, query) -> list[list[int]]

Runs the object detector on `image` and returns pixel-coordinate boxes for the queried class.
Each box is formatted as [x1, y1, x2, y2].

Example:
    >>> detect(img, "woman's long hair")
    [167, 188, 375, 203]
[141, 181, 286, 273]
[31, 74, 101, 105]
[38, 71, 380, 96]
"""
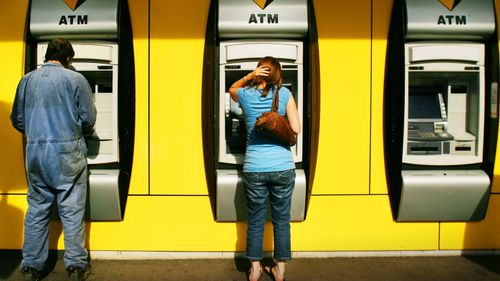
[248, 56, 282, 97]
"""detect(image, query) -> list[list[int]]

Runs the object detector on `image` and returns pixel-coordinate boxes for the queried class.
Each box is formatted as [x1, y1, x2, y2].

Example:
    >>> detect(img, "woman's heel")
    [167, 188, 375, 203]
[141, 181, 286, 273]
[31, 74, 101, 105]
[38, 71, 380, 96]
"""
[248, 265, 262, 281]
[265, 264, 285, 281]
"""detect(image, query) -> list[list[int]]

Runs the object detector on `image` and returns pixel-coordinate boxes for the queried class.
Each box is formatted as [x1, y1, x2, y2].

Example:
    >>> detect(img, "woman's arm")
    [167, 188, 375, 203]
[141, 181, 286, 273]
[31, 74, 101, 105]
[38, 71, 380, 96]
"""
[286, 95, 301, 135]
[229, 66, 269, 102]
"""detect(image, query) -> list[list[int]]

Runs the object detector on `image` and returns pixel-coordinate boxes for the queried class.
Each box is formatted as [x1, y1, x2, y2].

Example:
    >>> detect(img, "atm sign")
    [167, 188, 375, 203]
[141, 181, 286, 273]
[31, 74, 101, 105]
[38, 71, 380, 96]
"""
[248, 14, 279, 24]
[59, 15, 88, 25]
[437, 15, 466, 25]
[59, 0, 88, 25]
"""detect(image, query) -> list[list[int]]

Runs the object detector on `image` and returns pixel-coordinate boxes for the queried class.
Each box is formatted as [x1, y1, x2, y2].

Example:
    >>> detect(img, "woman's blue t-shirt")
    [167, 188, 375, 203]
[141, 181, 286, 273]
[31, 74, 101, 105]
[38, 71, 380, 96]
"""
[237, 86, 295, 172]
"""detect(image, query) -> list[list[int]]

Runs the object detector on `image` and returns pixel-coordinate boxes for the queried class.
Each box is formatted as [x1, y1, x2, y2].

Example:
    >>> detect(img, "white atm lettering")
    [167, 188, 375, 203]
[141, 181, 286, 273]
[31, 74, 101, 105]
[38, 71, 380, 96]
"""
[248, 14, 279, 24]
[59, 15, 88, 25]
[437, 15, 467, 25]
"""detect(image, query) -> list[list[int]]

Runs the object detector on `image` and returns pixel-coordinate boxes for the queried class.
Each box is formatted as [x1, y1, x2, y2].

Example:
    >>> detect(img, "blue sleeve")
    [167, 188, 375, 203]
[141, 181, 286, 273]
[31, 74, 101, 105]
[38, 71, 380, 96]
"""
[10, 75, 29, 133]
[237, 87, 246, 108]
[279, 87, 292, 115]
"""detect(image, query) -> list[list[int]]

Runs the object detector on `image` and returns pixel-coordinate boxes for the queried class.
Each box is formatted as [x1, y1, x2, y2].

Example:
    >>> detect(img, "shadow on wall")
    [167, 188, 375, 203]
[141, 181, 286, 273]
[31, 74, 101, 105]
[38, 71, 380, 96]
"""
[234, 221, 275, 273]
[462, 192, 500, 275]
[461, 172, 500, 252]
[0, 194, 24, 278]
[0, 101, 26, 278]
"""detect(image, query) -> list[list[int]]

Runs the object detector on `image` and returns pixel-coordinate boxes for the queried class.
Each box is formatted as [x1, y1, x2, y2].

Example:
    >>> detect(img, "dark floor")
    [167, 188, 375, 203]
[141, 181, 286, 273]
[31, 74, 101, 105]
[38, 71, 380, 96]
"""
[1, 251, 500, 281]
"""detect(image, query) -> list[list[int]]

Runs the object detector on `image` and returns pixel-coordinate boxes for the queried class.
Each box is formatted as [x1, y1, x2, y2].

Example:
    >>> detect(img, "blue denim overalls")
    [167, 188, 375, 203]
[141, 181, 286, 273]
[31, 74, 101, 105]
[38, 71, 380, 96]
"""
[11, 62, 96, 271]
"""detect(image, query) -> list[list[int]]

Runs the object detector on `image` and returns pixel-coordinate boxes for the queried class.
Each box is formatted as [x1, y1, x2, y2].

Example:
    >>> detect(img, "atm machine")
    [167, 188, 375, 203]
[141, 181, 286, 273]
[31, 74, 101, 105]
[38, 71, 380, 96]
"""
[27, 0, 135, 221]
[384, 0, 499, 221]
[202, 0, 319, 221]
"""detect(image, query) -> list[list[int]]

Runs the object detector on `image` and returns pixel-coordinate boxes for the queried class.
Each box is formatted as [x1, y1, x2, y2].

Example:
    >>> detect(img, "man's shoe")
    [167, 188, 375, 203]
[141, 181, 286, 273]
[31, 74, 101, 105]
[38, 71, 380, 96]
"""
[67, 265, 91, 281]
[20, 266, 41, 281]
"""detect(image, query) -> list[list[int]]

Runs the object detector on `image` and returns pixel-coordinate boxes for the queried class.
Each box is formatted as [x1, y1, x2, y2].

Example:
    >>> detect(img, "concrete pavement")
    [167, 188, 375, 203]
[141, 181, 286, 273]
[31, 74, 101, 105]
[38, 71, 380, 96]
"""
[1, 251, 500, 280]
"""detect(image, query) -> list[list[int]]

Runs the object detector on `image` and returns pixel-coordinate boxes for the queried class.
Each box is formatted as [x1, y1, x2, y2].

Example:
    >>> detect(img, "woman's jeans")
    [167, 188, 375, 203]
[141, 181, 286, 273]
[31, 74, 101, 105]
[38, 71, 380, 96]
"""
[243, 169, 295, 261]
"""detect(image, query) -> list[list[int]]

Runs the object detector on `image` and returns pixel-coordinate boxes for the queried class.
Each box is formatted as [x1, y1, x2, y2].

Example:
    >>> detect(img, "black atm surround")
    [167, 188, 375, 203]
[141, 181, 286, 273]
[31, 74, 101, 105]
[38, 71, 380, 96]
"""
[383, 0, 500, 221]
[24, 0, 135, 221]
[201, 0, 320, 220]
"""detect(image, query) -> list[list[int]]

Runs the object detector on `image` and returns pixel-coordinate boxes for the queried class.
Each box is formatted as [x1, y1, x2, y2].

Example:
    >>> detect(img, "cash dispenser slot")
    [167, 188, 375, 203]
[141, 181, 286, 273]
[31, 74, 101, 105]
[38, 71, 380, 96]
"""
[399, 170, 490, 221]
[204, 0, 318, 221]
[385, 0, 498, 221]
[29, 0, 135, 221]
[216, 170, 306, 221]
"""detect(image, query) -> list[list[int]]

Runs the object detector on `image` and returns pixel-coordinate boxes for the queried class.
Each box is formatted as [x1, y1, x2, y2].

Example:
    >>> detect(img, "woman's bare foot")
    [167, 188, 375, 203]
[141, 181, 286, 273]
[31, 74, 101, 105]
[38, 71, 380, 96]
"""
[248, 261, 262, 281]
[265, 262, 285, 281]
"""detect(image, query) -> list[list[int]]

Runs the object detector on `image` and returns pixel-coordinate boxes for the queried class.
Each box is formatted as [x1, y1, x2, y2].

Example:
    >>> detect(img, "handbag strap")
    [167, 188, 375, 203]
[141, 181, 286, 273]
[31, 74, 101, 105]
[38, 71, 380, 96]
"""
[271, 87, 280, 112]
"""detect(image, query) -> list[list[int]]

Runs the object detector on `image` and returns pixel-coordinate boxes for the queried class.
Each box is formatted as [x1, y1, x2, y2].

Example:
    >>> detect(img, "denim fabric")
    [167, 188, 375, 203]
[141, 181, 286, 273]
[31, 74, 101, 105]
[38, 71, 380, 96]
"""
[11, 62, 96, 138]
[243, 169, 295, 261]
[22, 139, 89, 270]
[11, 62, 95, 271]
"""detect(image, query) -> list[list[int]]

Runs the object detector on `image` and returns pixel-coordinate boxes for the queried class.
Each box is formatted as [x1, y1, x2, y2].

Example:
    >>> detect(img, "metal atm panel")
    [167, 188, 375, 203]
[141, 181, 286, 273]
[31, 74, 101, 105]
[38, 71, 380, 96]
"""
[402, 43, 485, 166]
[216, 170, 306, 221]
[218, 40, 304, 165]
[218, 0, 308, 39]
[216, 40, 306, 221]
[405, 0, 495, 40]
[385, 0, 498, 222]
[210, 0, 314, 222]
[399, 170, 489, 221]
[30, 0, 118, 40]
[399, 42, 491, 221]
[29, 0, 135, 221]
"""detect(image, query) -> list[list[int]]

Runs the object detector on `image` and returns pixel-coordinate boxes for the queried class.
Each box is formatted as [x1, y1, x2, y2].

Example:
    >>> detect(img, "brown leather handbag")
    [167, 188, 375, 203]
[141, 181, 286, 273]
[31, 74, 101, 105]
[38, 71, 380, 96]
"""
[254, 89, 297, 146]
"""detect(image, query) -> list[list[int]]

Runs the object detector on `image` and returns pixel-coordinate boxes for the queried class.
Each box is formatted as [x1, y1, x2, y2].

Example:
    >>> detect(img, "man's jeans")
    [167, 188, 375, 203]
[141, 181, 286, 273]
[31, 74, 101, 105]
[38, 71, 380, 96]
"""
[243, 169, 295, 261]
[22, 140, 89, 271]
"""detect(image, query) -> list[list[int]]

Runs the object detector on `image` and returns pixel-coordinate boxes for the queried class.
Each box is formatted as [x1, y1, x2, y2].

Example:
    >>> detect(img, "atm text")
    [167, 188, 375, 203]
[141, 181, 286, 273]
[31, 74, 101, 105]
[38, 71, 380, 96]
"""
[437, 15, 466, 25]
[59, 15, 88, 25]
[248, 14, 278, 24]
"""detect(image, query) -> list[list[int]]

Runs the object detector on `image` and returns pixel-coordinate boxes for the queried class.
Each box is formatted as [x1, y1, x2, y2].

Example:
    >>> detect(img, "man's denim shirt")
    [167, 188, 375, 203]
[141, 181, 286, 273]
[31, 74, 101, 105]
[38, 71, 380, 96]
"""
[10, 62, 96, 144]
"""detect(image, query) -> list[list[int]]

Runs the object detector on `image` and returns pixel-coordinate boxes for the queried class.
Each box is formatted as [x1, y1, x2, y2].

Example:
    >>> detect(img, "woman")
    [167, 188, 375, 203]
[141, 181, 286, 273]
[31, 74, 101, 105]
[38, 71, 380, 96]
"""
[229, 56, 300, 281]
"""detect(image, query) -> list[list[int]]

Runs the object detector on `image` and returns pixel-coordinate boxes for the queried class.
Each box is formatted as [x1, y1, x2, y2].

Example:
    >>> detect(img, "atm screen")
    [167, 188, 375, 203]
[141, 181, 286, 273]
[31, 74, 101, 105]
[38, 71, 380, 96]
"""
[224, 70, 248, 155]
[79, 70, 113, 94]
[409, 86, 444, 120]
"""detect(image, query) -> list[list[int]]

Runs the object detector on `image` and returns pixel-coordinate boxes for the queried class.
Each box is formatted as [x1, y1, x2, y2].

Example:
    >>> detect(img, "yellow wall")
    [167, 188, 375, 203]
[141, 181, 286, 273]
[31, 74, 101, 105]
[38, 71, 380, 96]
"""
[1, 0, 500, 252]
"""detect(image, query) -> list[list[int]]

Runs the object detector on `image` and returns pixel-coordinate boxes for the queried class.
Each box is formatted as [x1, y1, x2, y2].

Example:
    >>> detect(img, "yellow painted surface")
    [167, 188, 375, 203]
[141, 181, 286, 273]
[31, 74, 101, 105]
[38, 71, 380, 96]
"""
[440, 195, 500, 249]
[0, 195, 438, 251]
[0, 1, 29, 194]
[0, 195, 26, 249]
[294, 195, 438, 251]
[370, 0, 393, 195]
[312, 1, 371, 195]
[149, 0, 211, 195]
[1, 0, 500, 253]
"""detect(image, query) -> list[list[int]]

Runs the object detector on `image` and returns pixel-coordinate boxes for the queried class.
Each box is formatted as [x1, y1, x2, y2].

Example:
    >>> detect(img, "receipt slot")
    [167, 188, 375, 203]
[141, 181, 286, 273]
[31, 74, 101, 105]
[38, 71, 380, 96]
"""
[27, 0, 135, 221]
[384, 0, 499, 221]
[202, 0, 319, 221]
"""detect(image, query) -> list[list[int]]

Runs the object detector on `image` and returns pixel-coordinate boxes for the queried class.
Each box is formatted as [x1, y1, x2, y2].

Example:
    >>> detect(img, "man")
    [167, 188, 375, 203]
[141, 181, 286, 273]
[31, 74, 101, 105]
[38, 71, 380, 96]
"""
[11, 38, 96, 281]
